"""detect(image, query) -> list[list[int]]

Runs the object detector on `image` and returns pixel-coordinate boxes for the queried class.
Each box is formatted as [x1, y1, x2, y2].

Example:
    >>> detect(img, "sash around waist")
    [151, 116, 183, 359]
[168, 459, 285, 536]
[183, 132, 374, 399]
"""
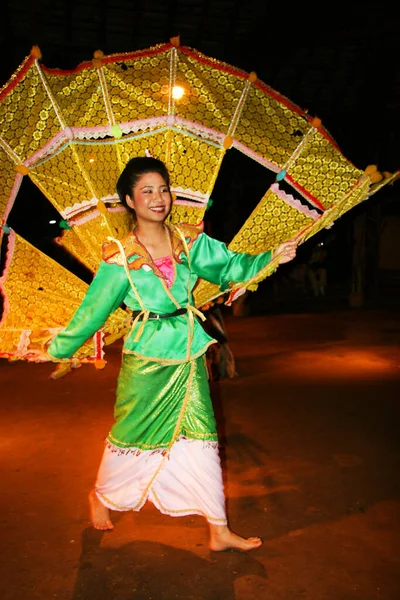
[130, 307, 187, 321]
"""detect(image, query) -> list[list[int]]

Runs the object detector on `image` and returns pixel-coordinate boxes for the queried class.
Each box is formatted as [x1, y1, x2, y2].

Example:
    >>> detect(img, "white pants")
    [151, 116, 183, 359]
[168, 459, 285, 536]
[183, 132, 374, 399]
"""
[95, 437, 227, 525]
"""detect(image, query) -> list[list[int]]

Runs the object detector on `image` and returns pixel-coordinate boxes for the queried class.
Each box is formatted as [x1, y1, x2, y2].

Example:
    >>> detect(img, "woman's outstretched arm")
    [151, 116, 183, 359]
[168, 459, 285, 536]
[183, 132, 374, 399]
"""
[47, 261, 130, 359]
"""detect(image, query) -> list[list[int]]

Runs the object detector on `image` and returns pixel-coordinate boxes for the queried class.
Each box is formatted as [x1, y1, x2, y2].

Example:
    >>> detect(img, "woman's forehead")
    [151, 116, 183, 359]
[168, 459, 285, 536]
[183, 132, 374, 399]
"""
[135, 172, 167, 187]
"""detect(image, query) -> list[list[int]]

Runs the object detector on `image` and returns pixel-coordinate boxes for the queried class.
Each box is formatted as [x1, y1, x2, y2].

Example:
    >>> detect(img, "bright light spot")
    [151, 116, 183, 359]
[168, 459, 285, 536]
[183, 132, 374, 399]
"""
[88, 157, 95, 164]
[49, 220, 57, 224]
[172, 85, 185, 100]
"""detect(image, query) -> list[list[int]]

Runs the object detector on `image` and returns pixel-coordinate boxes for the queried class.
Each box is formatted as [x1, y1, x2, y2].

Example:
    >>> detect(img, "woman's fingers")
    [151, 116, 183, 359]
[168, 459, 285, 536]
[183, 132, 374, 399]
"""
[275, 241, 297, 263]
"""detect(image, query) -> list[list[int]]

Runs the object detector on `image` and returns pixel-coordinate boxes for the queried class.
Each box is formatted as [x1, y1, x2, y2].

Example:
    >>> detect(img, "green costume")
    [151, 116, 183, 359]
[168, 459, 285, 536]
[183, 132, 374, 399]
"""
[47, 224, 272, 521]
[48, 223, 271, 452]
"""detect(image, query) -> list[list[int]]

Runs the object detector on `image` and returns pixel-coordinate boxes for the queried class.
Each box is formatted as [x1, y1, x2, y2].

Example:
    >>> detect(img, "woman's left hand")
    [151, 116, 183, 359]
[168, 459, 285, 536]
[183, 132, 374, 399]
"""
[273, 240, 298, 264]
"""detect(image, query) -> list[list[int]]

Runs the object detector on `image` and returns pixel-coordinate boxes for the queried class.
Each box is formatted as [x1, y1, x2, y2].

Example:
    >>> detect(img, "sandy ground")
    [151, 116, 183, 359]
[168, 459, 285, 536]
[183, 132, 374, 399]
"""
[0, 307, 399, 600]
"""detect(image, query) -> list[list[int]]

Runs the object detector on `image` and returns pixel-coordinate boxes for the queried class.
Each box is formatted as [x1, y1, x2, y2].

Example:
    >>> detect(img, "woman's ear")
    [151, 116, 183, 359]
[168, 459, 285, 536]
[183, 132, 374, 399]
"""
[126, 193, 135, 210]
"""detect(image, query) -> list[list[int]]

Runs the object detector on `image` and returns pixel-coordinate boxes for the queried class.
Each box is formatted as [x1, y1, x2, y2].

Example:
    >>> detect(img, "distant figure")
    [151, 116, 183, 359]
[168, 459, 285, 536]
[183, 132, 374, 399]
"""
[307, 241, 327, 296]
[204, 305, 237, 380]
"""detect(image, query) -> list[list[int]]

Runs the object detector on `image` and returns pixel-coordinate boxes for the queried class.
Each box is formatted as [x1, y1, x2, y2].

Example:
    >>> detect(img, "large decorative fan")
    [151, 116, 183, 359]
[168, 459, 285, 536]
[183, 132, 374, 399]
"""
[0, 38, 397, 375]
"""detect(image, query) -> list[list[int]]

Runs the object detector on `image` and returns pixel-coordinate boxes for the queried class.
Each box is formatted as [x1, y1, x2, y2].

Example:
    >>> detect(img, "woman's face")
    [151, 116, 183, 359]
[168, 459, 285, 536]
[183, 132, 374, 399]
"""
[126, 171, 172, 224]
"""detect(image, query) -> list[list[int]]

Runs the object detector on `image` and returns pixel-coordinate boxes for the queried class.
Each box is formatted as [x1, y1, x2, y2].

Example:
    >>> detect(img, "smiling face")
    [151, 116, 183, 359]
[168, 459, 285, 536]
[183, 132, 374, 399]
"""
[126, 171, 172, 224]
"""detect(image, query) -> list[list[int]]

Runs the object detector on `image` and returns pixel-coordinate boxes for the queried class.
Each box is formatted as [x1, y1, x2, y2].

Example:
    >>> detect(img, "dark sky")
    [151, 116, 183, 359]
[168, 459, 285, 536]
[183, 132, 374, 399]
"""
[1, 0, 399, 172]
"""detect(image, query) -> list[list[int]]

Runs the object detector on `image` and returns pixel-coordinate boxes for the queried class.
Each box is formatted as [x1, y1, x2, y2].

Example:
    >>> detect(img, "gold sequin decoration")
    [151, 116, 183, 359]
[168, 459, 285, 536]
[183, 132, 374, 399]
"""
[0, 65, 60, 162]
[0, 233, 128, 359]
[103, 53, 171, 123]
[29, 145, 97, 213]
[169, 203, 206, 226]
[174, 51, 244, 132]
[234, 86, 310, 168]
[0, 150, 18, 219]
[44, 67, 109, 128]
[288, 131, 364, 209]
[58, 207, 133, 273]
[228, 188, 314, 254]
[56, 227, 100, 273]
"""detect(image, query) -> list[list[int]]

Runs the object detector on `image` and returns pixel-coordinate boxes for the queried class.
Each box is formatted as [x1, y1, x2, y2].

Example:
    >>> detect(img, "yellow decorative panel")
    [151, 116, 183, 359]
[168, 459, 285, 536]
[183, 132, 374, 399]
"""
[106, 206, 133, 239]
[299, 178, 370, 245]
[229, 188, 314, 255]
[44, 66, 109, 128]
[29, 145, 94, 213]
[115, 130, 170, 168]
[288, 131, 364, 209]
[0, 232, 89, 353]
[169, 202, 206, 226]
[175, 50, 244, 132]
[167, 131, 224, 196]
[0, 150, 18, 220]
[235, 85, 309, 168]
[0, 64, 61, 161]
[104, 52, 171, 123]
[194, 178, 371, 308]
[56, 227, 99, 273]
[72, 141, 123, 199]
[0, 232, 128, 360]
[58, 207, 133, 273]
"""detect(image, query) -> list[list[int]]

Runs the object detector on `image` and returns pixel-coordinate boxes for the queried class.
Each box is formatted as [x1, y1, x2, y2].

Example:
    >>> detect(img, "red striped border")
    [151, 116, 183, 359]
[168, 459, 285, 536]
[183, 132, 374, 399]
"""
[0, 55, 35, 101]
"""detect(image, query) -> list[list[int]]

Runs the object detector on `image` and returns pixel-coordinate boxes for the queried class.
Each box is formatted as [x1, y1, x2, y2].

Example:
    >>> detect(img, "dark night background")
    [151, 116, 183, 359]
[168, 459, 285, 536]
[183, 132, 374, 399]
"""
[1, 0, 399, 311]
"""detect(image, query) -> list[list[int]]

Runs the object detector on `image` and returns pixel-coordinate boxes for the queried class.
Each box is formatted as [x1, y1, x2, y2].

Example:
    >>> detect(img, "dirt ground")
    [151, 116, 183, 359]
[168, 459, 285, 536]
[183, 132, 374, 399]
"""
[1, 307, 399, 600]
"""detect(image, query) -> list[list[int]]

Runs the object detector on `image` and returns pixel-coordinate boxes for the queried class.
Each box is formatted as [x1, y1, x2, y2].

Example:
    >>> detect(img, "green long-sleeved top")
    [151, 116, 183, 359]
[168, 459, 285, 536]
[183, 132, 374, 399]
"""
[48, 225, 272, 363]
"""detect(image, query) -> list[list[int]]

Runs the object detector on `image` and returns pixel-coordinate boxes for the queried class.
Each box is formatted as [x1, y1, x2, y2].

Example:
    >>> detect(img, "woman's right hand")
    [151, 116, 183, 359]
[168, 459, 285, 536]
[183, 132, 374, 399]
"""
[24, 349, 52, 362]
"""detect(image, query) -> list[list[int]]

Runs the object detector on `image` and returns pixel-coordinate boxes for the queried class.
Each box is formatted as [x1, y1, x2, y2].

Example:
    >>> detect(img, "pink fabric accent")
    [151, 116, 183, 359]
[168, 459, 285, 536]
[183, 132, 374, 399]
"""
[154, 255, 174, 288]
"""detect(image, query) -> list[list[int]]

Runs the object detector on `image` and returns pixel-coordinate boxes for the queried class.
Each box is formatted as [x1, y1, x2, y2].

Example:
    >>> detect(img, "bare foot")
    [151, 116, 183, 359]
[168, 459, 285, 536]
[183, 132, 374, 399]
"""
[88, 490, 114, 531]
[209, 525, 262, 552]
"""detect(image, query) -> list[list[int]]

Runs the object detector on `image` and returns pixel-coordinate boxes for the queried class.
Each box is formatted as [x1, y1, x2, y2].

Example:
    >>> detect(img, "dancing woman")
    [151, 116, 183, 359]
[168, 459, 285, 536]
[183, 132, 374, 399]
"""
[46, 157, 296, 551]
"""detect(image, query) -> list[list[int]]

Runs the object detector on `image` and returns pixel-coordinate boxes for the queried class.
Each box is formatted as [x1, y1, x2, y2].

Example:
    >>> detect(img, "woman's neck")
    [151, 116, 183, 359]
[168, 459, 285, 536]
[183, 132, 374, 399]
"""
[135, 220, 166, 245]
[134, 220, 171, 260]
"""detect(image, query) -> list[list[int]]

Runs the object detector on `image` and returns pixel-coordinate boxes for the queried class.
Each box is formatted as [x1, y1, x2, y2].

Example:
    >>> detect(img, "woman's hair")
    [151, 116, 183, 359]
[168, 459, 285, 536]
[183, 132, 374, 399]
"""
[116, 156, 171, 214]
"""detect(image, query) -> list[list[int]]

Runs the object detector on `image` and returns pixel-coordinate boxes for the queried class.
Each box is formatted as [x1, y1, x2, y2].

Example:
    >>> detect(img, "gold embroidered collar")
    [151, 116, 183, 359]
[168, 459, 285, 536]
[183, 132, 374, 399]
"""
[102, 222, 203, 277]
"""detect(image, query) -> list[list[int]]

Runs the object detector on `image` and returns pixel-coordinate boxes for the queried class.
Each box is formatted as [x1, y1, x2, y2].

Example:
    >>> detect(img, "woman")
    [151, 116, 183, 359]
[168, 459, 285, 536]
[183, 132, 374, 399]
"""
[46, 157, 296, 551]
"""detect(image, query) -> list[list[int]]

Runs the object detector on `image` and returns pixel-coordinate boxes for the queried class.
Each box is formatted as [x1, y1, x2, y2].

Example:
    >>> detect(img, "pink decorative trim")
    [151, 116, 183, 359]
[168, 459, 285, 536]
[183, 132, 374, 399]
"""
[225, 287, 247, 306]
[107, 205, 127, 213]
[72, 117, 167, 140]
[174, 118, 225, 145]
[24, 116, 225, 168]
[64, 195, 120, 220]
[171, 187, 208, 203]
[174, 199, 204, 207]
[271, 183, 319, 220]
[0, 55, 35, 101]
[101, 194, 120, 203]
[70, 209, 100, 226]
[0, 229, 15, 327]
[63, 199, 98, 219]
[3, 174, 23, 225]
[94, 331, 104, 360]
[26, 130, 67, 166]
[16, 329, 32, 354]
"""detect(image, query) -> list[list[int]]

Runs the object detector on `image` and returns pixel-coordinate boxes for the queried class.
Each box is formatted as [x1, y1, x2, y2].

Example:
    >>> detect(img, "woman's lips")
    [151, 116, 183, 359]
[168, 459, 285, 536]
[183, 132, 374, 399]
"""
[149, 206, 165, 213]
